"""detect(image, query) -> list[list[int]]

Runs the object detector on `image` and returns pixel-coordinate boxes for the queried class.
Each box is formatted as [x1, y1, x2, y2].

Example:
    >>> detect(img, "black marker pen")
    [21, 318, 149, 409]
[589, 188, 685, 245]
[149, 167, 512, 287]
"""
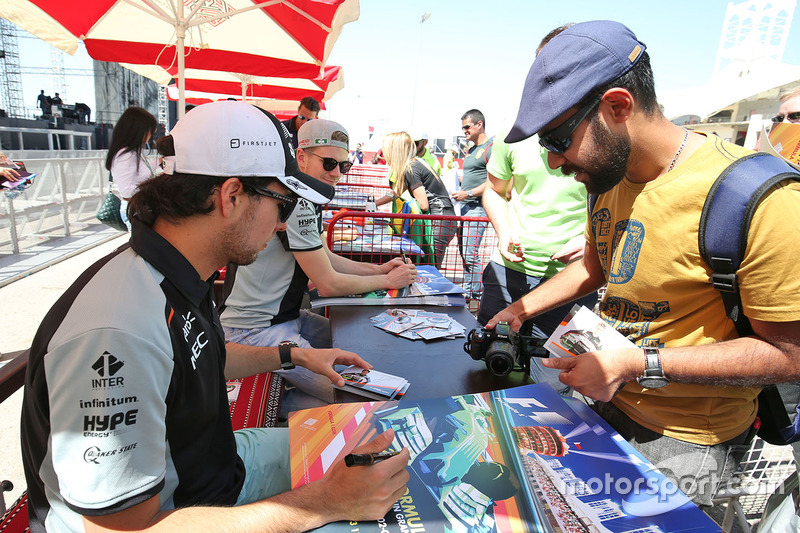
[344, 450, 400, 467]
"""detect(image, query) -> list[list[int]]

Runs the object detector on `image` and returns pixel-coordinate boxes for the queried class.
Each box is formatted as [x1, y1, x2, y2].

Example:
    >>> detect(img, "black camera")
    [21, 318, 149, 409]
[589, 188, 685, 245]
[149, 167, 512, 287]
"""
[463, 322, 549, 376]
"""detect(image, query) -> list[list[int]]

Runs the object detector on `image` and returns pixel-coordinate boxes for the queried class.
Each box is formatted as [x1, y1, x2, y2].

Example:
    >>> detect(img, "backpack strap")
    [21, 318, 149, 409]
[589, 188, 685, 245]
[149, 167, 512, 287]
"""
[698, 152, 800, 446]
[698, 152, 800, 336]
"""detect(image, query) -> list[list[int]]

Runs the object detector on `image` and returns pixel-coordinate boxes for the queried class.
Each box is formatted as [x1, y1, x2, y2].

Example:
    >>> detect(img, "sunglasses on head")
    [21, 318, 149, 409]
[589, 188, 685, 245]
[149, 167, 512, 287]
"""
[249, 185, 298, 223]
[306, 150, 353, 174]
[538, 95, 603, 154]
[771, 111, 800, 123]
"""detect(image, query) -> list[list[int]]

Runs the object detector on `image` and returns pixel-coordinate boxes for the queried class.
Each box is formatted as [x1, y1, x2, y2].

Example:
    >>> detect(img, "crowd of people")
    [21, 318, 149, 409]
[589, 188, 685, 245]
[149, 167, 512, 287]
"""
[17, 18, 800, 533]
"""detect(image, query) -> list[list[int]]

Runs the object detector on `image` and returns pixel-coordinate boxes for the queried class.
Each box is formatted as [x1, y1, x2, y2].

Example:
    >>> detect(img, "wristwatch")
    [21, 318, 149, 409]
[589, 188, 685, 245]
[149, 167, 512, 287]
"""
[637, 347, 669, 389]
[279, 340, 298, 370]
[467, 189, 474, 198]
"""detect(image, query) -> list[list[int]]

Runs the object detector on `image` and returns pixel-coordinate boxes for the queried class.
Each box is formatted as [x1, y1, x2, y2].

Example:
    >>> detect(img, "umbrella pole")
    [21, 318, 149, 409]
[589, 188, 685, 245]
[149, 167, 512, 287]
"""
[177, 1, 186, 120]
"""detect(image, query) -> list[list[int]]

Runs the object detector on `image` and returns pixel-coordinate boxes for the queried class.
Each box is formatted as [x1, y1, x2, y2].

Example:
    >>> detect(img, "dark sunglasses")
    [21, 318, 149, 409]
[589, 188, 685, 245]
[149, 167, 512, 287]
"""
[538, 95, 603, 154]
[462, 122, 478, 132]
[306, 150, 353, 174]
[771, 111, 800, 123]
[249, 185, 298, 223]
[297, 114, 313, 121]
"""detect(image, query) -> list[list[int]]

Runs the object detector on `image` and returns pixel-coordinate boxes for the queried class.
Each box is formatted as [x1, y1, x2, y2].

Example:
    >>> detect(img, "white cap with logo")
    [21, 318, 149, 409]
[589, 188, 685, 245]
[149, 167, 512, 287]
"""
[163, 101, 334, 204]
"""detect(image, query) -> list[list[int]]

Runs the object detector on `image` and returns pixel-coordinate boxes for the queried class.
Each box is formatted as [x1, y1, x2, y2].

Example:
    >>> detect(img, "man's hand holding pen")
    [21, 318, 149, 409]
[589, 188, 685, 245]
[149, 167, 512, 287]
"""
[383, 255, 417, 288]
[313, 429, 410, 522]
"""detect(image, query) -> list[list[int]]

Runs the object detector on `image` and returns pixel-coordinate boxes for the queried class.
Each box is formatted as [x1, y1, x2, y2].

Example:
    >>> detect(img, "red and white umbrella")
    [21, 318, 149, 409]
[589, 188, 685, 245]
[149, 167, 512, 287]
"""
[0, 0, 358, 116]
[127, 63, 344, 103]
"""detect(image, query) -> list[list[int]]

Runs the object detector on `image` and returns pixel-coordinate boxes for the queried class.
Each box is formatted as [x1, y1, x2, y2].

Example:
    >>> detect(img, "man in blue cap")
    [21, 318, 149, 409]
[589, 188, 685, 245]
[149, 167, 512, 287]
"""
[488, 20, 800, 506]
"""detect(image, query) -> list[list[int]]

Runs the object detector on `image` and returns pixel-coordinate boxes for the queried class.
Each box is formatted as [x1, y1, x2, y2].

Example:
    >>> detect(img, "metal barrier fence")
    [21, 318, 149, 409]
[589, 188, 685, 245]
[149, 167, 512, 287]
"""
[0, 150, 156, 255]
[326, 210, 497, 314]
[341, 163, 390, 187]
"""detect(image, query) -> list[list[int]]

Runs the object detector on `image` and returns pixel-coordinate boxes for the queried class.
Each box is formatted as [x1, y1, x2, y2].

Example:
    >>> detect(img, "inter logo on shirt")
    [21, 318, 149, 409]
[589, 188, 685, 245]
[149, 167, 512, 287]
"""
[91, 352, 125, 389]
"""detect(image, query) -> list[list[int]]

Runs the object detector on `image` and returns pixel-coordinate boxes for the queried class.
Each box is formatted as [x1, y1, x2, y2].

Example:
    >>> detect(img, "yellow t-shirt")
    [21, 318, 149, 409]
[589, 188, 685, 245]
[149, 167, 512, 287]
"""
[586, 134, 800, 444]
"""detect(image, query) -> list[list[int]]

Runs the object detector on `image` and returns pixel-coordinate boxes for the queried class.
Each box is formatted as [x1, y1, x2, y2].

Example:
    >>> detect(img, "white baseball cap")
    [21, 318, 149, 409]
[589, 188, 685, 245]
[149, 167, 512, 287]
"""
[163, 101, 334, 204]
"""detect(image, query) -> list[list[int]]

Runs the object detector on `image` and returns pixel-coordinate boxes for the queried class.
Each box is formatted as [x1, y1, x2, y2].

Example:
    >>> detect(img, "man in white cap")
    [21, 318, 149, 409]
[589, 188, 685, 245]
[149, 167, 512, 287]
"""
[21, 101, 409, 533]
[221, 118, 416, 359]
[488, 21, 800, 506]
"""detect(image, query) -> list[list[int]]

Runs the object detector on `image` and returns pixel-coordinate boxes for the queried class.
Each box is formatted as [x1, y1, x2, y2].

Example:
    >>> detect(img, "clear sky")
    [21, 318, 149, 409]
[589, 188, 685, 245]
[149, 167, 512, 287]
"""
[18, 32, 97, 115]
[324, 0, 800, 146]
[14, 0, 800, 145]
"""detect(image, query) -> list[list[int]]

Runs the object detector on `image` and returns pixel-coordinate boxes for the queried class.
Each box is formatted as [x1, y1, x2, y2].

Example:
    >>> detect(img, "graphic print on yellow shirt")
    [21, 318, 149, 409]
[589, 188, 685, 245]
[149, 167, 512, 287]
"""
[586, 134, 800, 445]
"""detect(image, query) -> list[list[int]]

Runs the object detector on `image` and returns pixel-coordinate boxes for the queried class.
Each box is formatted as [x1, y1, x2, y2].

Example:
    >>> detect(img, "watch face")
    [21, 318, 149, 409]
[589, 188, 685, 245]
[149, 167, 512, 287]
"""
[637, 376, 669, 389]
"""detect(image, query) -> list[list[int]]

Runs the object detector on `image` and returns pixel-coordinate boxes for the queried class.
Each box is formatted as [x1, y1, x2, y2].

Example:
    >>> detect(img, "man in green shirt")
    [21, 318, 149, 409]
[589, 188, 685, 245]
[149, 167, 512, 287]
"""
[481, 131, 596, 393]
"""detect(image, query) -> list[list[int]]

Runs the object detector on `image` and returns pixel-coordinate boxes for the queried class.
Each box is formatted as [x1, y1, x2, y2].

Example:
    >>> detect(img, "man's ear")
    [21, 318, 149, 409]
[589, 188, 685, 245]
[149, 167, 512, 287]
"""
[296, 148, 307, 169]
[600, 88, 634, 124]
[218, 178, 246, 218]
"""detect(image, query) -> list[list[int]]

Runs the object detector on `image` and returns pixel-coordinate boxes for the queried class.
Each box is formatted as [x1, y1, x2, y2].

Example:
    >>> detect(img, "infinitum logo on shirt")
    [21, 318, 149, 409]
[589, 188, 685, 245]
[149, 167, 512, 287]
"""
[91, 352, 125, 389]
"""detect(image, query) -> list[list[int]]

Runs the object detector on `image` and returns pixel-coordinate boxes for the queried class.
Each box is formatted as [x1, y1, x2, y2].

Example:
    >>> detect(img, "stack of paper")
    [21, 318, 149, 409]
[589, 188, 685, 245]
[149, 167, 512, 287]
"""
[370, 309, 467, 341]
[333, 365, 409, 400]
[309, 265, 466, 308]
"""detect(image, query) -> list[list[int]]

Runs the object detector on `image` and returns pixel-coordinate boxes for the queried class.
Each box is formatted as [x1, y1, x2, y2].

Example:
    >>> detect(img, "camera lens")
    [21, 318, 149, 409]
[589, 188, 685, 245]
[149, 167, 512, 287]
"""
[485, 341, 516, 376]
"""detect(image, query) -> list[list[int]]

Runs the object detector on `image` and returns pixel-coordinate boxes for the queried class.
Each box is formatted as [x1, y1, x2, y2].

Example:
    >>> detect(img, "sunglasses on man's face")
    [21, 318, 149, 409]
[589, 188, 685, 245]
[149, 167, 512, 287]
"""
[306, 150, 353, 174]
[297, 114, 313, 122]
[250, 185, 298, 223]
[462, 122, 479, 132]
[538, 95, 603, 154]
[771, 111, 800, 123]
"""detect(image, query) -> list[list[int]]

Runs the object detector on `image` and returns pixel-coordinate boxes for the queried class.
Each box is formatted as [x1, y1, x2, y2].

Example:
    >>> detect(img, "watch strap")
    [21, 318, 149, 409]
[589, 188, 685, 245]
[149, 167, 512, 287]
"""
[279, 342, 296, 370]
[642, 347, 663, 377]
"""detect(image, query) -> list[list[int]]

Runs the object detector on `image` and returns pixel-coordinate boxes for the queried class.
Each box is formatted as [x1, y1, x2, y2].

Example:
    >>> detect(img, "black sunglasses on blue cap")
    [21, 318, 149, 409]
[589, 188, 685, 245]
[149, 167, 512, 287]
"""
[538, 94, 603, 154]
[248, 185, 298, 223]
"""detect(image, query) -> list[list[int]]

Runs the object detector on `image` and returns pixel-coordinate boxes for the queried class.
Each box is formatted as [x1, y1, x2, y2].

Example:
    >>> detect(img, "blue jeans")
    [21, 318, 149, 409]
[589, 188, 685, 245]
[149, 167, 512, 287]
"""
[428, 201, 458, 269]
[223, 310, 331, 349]
[224, 312, 335, 403]
[458, 203, 488, 297]
[477, 261, 597, 395]
[120, 198, 132, 232]
[592, 400, 753, 507]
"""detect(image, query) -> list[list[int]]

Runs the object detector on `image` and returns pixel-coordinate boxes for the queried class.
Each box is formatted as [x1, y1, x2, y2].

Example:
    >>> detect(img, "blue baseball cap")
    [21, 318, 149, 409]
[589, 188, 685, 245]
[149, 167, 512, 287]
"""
[506, 20, 646, 143]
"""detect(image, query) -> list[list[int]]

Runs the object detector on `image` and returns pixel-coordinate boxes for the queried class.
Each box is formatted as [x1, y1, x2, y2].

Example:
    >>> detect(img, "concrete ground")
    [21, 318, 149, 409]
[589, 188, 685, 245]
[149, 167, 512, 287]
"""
[0, 234, 128, 509]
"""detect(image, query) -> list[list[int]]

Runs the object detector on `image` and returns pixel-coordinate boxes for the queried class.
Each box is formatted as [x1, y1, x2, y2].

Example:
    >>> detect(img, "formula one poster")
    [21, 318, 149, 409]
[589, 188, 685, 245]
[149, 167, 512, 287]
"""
[289, 384, 719, 532]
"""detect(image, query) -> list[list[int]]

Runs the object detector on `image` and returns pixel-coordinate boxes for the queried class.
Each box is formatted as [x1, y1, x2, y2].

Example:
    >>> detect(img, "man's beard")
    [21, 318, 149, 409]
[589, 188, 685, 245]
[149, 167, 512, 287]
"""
[220, 201, 265, 266]
[563, 114, 631, 195]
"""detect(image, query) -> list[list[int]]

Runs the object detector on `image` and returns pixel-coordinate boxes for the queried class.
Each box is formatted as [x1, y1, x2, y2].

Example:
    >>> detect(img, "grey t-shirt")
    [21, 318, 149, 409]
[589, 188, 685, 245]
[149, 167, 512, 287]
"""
[220, 199, 323, 329]
[460, 138, 494, 203]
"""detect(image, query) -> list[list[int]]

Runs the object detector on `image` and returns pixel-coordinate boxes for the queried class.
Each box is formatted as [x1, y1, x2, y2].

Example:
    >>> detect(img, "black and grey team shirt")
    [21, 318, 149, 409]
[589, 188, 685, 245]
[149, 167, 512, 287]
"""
[220, 198, 323, 330]
[21, 221, 244, 533]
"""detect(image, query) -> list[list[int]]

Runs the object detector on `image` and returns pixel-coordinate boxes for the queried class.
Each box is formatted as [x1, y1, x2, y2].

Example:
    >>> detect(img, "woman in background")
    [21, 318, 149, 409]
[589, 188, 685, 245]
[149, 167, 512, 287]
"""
[380, 131, 457, 269]
[105, 106, 158, 230]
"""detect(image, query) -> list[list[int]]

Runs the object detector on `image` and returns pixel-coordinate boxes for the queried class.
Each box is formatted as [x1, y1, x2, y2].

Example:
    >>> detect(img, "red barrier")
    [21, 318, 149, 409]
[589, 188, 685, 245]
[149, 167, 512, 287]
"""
[326, 210, 496, 314]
